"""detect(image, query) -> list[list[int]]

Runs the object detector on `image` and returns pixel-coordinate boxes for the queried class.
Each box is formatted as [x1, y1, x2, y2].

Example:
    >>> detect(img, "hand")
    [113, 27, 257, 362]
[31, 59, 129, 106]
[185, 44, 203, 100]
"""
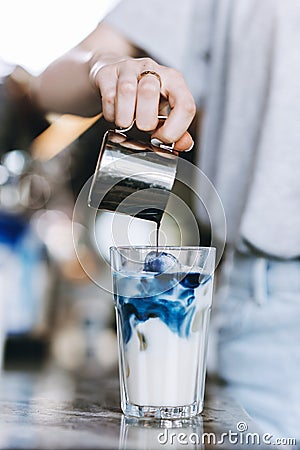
[89, 56, 196, 151]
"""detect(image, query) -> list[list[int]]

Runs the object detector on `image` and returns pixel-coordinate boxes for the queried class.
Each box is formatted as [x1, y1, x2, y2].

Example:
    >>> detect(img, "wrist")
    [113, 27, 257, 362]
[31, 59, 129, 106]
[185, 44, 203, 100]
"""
[88, 53, 128, 88]
[89, 60, 106, 88]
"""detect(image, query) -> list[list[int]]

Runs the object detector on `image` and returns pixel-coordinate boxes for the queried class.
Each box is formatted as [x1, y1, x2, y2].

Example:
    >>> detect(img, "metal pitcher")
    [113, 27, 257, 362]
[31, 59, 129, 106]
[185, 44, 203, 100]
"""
[88, 117, 178, 224]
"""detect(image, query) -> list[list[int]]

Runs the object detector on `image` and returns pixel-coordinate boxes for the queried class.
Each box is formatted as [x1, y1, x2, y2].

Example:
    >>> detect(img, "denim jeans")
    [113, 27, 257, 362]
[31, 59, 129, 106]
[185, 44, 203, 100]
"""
[215, 249, 300, 442]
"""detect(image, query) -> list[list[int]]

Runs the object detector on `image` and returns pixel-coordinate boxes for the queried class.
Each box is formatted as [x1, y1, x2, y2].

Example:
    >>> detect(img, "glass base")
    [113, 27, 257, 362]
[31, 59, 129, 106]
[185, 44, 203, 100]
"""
[122, 400, 203, 419]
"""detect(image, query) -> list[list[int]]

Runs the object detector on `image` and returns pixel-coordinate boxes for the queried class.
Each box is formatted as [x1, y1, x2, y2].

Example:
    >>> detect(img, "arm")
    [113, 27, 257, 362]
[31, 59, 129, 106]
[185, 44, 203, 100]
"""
[32, 23, 136, 117]
[32, 22, 196, 150]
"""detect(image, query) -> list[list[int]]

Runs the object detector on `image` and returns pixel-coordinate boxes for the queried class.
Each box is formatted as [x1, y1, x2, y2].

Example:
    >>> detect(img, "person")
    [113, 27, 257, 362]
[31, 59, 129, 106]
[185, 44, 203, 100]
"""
[31, 0, 300, 441]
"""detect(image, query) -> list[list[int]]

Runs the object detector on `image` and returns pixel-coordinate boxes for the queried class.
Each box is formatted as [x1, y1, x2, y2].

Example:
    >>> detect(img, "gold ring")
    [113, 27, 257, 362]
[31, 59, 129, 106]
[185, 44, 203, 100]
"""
[137, 70, 162, 88]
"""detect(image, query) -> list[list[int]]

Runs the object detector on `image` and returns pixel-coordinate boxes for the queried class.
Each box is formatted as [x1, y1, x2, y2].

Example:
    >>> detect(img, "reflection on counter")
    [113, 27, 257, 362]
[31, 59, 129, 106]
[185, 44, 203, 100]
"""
[120, 415, 204, 450]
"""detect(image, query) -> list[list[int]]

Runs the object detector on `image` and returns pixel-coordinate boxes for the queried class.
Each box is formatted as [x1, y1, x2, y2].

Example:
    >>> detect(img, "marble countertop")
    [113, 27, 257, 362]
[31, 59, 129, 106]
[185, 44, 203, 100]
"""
[0, 364, 272, 449]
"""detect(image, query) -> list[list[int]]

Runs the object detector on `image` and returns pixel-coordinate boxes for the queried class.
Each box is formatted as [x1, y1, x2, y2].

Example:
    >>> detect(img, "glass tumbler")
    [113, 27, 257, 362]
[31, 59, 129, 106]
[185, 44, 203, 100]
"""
[110, 246, 216, 419]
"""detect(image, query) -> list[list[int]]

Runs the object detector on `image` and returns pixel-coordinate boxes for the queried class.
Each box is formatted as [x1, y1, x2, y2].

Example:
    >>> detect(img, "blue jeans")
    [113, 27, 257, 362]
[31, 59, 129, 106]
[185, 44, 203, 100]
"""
[216, 249, 300, 441]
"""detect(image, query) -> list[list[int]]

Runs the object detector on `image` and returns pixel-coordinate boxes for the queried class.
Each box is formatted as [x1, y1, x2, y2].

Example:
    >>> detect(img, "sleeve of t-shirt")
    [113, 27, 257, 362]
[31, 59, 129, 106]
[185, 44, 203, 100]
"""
[103, 0, 195, 72]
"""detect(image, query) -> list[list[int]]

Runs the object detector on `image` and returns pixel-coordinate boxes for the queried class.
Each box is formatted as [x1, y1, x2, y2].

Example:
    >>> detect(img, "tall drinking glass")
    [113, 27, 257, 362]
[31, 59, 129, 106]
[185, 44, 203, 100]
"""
[110, 246, 216, 419]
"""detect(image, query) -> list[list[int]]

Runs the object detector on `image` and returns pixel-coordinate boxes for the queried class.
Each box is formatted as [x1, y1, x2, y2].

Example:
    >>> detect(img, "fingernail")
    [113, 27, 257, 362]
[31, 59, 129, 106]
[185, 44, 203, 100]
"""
[151, 138, 174, 151]
[151, 138, 164, 147]
[185, 141, 194, 152]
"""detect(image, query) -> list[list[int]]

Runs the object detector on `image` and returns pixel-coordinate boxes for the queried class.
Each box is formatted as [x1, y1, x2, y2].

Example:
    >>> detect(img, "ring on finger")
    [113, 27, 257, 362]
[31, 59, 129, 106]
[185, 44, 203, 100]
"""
[137, 70, 162, 88]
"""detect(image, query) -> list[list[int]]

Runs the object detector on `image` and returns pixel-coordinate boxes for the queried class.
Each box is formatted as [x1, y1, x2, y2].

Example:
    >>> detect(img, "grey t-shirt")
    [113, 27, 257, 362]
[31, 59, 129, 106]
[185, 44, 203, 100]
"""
[105, 0, 300, 258]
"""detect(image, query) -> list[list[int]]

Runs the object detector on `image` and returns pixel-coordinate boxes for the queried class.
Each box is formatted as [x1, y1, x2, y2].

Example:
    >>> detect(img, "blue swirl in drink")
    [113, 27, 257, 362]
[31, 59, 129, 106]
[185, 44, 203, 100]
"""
[113, 251, 211, 344]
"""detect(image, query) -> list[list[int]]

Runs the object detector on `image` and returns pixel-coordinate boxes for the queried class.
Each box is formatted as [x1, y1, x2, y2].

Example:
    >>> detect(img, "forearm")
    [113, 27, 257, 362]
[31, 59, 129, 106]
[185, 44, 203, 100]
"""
[31, 23, 138, 117]
[32, 49, 98, 116]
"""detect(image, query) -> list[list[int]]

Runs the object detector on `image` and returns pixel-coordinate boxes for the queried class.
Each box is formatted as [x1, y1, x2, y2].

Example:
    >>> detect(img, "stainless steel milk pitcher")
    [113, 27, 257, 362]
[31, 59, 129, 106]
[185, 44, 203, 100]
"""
[88, 116, 178, 224]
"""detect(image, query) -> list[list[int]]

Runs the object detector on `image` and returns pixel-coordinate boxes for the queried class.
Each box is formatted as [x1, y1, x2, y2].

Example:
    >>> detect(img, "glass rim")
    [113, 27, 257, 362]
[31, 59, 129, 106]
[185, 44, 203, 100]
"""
[110, 245, 216, 286]
[110, 245, 216, 252]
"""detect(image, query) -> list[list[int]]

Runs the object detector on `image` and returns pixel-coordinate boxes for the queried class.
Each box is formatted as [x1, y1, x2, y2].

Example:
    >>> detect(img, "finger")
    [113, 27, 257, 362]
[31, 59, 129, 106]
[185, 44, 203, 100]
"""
[115, 63, 138, 128]
[151, 130, 194, 152]
[174, 131, 194, 152]
[152, 69, 196, 143]
[158, 96, 170, 116]
[135, 74, 161, 131]
[94, 65, 117, 123]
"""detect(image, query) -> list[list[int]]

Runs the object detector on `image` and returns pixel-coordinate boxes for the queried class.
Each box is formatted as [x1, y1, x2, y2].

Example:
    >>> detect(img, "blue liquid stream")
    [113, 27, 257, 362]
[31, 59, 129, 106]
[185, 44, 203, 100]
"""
[114, 272, 211, 345]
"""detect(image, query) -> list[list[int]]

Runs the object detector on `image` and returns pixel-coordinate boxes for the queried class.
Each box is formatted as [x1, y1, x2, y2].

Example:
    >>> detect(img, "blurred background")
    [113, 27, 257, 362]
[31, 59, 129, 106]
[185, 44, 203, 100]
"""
[0, 0, 201, 377]
[0, 0, 117, 74]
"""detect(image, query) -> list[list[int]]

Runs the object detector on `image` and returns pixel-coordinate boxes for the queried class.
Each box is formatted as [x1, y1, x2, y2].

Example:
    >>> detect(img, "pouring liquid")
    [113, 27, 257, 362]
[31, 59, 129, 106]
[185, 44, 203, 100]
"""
[156, 224, 160, 248]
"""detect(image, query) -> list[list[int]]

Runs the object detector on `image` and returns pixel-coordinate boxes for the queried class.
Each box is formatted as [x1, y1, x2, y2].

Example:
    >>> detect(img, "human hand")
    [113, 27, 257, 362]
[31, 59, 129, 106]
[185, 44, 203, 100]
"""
[89, 56, 196, 151]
